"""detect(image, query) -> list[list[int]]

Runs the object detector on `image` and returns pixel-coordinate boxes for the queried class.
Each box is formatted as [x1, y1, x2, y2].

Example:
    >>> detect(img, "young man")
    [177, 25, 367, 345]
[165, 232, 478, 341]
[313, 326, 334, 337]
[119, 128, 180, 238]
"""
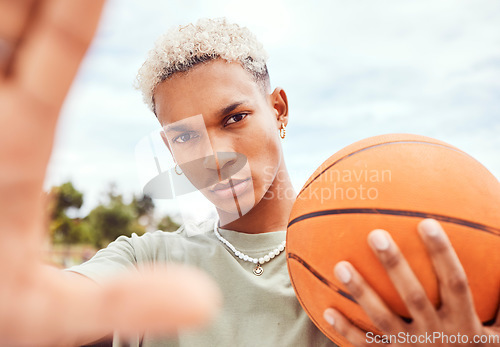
[67, 18, 500, 346]
[69, 18, 334, 346]
[0, 3, 498, 346]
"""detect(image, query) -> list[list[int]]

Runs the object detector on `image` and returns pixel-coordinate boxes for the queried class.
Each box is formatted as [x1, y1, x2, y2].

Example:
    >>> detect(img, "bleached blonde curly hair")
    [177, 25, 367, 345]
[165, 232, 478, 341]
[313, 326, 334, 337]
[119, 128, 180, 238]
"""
[136, 18, 270, 114]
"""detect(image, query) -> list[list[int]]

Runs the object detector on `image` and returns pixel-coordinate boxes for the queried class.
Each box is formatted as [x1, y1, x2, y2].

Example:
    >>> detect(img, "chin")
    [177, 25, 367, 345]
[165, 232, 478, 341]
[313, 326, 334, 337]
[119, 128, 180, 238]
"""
[204, 180, 260, 218]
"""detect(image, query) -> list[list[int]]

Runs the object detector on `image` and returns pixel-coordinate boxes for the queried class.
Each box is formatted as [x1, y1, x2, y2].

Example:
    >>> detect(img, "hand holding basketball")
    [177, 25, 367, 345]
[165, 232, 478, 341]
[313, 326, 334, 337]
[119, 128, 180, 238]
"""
[287, 134, 500, 346]
[324, 219, 500, 346]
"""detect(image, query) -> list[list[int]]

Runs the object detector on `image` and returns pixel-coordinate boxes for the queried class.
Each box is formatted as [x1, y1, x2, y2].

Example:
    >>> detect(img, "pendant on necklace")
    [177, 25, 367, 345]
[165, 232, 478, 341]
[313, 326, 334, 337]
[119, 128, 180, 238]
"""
[253, 264, 263, 276]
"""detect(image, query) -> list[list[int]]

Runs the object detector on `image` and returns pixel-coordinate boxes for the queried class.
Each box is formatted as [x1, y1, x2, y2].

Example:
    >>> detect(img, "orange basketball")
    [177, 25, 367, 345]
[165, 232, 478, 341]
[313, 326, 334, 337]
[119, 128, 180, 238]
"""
[286, 134, 500, 346]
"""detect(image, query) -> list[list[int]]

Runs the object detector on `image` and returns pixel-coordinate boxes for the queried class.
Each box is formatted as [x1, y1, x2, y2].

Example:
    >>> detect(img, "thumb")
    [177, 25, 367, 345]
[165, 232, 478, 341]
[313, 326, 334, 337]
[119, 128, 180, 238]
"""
[3, 264, 221, 346]
[100, 264, 222, 336]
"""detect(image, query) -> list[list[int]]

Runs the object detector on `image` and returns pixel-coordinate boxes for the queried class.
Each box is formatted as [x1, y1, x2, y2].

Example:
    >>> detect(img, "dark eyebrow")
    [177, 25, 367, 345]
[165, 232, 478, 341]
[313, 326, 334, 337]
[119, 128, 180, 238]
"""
[217, 101, 248, 118]
[164, 101, 249, 132]
[164, 123, 191, 133]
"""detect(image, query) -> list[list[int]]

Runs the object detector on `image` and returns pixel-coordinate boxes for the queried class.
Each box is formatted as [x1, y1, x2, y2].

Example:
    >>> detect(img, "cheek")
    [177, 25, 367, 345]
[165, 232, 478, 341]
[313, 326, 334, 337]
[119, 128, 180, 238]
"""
[247, 127, 282, 185]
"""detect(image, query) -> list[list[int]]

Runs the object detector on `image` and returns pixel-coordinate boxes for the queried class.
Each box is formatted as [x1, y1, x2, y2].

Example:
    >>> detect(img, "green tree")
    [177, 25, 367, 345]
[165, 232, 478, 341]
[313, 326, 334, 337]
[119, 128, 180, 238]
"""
[48, 182, 87, 244]
[47, 181, 179, 247]
[49, 182, 83, 219]
[85, 188, 147, 248]
[131, 194, 154, 217]
[156, 215, 180, 232]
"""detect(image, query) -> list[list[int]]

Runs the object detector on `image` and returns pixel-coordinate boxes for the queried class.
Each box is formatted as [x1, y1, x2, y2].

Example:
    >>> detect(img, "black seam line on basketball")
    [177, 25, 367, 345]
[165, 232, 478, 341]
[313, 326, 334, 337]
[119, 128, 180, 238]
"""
[287, 208, 500, 236]
[287, 252, 414, 324]
[297, 140, 469, 198]
[287, 252, 357, 303]
[484, 316, 496, 326]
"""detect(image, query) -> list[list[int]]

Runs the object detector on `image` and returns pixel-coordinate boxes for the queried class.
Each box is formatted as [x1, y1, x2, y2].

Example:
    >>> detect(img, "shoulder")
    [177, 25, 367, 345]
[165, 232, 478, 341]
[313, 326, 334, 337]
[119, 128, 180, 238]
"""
[134, 217, 215, 243]
[127, 218, 217, 262]
[67, 218, 218, 281]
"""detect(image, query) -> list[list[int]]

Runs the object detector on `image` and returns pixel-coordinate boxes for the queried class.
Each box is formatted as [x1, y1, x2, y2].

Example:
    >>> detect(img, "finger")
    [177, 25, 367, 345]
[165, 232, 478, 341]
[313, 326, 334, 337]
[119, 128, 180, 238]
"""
[495, 295, 500, 327]
[324, 308, 386, 347]
[0, 0, 36, 76]
[367, 229, 438, 326]
[0, 0, 105, 246]
[11, 0, 106, 108]
[1, 264, 222, 346]
[101, 265, 222, 337]
[417, 219, 478, 321]
[333, 261, 406, 334]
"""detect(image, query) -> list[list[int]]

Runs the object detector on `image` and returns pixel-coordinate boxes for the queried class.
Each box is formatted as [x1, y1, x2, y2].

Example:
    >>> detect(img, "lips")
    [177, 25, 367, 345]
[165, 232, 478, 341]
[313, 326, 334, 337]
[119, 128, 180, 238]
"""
[208, 177, 251, 200]
[210, 177, 249, 192]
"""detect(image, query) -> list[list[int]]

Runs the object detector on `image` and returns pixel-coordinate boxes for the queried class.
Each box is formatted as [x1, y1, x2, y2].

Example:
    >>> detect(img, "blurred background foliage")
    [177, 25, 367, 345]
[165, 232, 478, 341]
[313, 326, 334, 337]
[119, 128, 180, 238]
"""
[45, 181, 180, 267]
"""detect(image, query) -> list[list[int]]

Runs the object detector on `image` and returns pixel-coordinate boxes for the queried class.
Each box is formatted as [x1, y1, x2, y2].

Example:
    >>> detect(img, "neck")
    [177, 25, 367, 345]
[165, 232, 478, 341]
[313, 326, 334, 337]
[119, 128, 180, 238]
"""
[217, 161, 296, 234]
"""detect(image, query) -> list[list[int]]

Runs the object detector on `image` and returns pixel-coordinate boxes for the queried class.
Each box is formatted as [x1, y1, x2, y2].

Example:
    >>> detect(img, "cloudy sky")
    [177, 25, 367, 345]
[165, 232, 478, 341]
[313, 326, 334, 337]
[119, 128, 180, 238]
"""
[45, 0, 500, 220]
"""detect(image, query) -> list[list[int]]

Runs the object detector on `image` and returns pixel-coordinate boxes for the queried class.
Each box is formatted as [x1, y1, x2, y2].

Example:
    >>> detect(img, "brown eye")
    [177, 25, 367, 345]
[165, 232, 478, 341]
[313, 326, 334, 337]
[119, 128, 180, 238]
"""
[173, 132, 198, 144]
[224, 113, 248, 126]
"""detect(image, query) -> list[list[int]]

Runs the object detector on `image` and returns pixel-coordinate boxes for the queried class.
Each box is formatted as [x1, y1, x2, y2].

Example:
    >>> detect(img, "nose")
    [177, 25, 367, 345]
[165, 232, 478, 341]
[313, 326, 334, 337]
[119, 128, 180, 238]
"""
[203, 151, 238, 171]
[203, 132, 237, 172]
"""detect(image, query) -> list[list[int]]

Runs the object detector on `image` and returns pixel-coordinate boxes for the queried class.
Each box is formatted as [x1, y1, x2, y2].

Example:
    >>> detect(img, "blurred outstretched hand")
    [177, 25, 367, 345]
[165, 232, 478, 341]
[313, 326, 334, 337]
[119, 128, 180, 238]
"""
[0, 1, 220, 346]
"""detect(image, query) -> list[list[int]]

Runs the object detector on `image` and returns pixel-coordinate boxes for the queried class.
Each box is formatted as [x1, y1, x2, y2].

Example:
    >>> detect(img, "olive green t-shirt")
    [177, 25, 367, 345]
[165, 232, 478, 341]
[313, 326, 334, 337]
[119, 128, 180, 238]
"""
[68, 218, 336, 347]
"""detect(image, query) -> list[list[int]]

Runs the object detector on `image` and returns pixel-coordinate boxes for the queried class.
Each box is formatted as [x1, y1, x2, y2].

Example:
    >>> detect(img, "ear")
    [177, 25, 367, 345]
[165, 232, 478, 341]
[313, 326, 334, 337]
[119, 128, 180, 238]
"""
[269, 87, 289, 128]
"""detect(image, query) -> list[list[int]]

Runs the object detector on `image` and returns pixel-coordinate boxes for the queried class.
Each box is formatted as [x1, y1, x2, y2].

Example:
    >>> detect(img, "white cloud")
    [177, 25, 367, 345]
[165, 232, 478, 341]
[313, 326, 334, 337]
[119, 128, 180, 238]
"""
[45, 0, 500, 219]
